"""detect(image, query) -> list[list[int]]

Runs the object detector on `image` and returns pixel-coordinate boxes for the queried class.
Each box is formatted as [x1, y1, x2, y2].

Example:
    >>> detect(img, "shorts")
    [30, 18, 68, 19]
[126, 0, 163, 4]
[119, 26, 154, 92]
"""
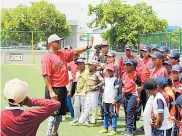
[45, 86, 67, 116]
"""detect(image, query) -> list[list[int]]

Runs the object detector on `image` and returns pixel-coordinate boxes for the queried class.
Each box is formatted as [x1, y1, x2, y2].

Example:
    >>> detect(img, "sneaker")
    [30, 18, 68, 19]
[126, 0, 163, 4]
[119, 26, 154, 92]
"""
[136, 126, 144, 132]
[51, 132, 58, 136]
[70, 119, 78, 125]
[83, 120, 90, 126]
[71, 122, 83, 126]
[98, 116, 104, 120]
[87, 123, 97, 127]
[125, 130, 133, 136]
[108, 130, 116, 136]
[121, 129, 127, 135]
[62, 116, 66, 121]
[98, 129, 108, 133]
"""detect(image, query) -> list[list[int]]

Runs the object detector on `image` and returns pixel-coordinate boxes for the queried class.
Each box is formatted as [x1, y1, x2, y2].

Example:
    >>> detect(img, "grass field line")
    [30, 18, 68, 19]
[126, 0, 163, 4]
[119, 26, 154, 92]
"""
[28, 64, 41, 73]
[30, 64, 41, 70]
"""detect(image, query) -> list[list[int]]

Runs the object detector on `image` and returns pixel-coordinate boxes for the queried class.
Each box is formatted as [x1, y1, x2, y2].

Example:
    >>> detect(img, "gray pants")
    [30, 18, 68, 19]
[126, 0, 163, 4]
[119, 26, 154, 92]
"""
[46, 115, 62, 136]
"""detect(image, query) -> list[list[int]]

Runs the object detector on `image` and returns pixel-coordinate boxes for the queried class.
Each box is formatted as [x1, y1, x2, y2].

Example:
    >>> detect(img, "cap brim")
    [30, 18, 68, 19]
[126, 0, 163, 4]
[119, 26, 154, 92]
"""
[171, 101, 177, 105]
[75, 61, 84, 64]
[157, 48, 165, 52]
[125, 48, 131, 50]
[168, 54, 175, 58]
[172, 69, 180, 72]
[124, 62, 133, 65]
[106, 68, 114, 71]
[141, 49, 149, 52]
[163, 62, 172, 66]
[149, 54, 157, 58]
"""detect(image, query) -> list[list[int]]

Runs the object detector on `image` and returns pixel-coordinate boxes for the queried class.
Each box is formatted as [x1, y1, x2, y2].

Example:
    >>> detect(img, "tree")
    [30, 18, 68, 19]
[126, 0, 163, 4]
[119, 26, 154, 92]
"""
[1, 0, 71, 46]
[171, 29, 181, 49]
[88, 0, 168, 47]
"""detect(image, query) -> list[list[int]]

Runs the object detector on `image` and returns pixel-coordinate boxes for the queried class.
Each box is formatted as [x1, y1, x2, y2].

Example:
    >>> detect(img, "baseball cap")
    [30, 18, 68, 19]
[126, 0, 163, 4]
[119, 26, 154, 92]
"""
[151, 44, 158, 50]
[48, 34, 63, 44]
[171, 95, 182, 107]
[168, 50, 180, 58]
[106, 63, 115, 71]
[3, 78, 28, 106]
[130, 59, 138, 67]
[101, 41, 109, 46]
[172, 64, 181, 72]
[106, 51, 116, 57]
[125, 45, 132, 50]
[143, 78, 157, 90]
[155, 77, 166, 88]
[75, 59, 85, 64]
[157, 46, 169, 53]
[141, 46, 150, 52]
[87, 60, 98, 66]
[149, 51, 163, 59]
[163, 61, 172, 66]
[124, 59, 133, 65]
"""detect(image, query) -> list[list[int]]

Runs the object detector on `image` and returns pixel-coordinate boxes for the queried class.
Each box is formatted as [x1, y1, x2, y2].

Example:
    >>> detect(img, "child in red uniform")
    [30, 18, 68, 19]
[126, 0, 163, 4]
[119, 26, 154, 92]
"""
[121, 59, 141, 136]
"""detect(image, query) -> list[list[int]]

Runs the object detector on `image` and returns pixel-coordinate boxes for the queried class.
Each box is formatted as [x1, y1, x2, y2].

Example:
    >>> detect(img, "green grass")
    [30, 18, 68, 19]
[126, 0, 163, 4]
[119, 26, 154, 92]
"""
[1, 64, 144, 136]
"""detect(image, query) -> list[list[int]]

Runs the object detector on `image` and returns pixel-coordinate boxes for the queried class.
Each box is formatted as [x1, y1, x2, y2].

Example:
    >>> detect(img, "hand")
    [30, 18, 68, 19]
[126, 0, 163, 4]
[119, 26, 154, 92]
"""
[50, 91, 58, 100]
[112, 101, 116, 105]
[137, 87, 142, 92]
[68, 92, 72, 97]
[23, 96, 31, 106]
[87, 36, 94, 49]
[168, 116, 176, 123]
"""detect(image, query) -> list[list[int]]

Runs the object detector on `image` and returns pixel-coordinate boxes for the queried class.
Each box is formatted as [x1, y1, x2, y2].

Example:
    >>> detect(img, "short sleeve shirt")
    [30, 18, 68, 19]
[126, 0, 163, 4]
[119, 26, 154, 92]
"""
[41, 49, 73, 87]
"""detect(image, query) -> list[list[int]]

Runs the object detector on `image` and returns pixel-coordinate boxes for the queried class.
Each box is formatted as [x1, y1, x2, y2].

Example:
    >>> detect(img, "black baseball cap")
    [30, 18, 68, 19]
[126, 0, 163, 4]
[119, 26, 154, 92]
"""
[143, 78, 157, 90]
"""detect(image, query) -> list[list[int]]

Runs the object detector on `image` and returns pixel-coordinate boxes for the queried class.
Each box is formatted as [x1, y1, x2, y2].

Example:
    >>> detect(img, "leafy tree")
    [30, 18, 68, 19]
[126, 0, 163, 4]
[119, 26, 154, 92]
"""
[1, 0, 71, 46]
[88, 0, 168, 47]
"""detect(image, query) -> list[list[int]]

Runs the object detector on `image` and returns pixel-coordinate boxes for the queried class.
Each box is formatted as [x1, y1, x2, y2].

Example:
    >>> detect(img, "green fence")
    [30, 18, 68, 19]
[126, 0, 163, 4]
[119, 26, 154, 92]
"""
[138, 30, 182, 54]
[0, 30, 67, 50]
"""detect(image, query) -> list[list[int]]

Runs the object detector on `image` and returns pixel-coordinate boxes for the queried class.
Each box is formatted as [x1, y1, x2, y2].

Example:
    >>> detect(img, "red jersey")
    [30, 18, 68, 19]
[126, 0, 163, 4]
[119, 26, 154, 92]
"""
[150, 66, 168, 79]
[140, 58, 152, 84]
[1, 99, 61, 136]
[122, 71, 141, 94]
[41, 49, 73, 87]
[68, 61, 78, 82]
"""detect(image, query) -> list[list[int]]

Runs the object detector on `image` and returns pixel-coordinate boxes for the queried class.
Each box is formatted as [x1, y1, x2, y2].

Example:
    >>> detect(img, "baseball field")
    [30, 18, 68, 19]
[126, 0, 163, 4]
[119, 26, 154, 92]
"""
[1, 64, 144, 136]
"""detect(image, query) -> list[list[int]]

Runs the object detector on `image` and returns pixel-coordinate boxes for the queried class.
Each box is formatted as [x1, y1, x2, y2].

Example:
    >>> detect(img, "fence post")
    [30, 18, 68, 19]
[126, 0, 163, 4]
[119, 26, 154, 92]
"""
[137, 33, 140, 55]
[86, 33, 90, 62]
[31, 31, 34, 64]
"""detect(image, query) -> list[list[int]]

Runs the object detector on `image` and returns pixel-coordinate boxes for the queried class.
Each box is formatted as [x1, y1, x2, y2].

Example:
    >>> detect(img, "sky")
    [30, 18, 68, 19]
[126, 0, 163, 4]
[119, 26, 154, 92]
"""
[1, 0, 182, 27]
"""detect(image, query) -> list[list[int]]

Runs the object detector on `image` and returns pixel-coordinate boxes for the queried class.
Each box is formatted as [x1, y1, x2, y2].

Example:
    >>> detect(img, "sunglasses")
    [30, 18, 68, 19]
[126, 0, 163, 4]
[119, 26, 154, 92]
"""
[54, 40, 61, 44]
[125, 64, 132, 66]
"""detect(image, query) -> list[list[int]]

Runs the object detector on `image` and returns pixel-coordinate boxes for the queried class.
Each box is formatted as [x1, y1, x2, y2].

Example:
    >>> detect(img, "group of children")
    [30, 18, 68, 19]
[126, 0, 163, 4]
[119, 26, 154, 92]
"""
[65, 44, 182, 136]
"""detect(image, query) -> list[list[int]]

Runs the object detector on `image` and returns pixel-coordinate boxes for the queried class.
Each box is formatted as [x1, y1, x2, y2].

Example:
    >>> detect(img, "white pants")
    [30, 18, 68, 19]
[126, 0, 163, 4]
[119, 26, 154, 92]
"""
[143, 95, 154, 136]
[78, 92, 99, 124]
[73, 95, 86, 121]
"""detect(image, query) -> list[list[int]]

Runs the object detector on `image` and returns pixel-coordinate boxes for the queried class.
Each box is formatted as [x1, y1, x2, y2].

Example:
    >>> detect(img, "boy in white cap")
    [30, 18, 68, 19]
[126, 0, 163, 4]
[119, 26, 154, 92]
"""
[1, 78, 61, 136]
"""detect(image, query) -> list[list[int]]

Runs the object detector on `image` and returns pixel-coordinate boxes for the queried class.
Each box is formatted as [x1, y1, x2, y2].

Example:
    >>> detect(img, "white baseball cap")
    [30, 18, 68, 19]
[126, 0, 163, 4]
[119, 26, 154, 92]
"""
[48, 34, 63, 44]
[3, 78, 28, 106]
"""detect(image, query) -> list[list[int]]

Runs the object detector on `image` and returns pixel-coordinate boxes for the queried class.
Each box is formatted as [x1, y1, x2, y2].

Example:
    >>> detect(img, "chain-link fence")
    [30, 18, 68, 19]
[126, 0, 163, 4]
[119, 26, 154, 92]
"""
[138, 30, 182, 54]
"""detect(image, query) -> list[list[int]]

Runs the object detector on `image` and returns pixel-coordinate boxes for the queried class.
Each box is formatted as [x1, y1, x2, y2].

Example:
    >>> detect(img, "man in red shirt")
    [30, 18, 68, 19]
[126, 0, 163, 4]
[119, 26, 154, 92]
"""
[1, 78, 61, 136]
[41, 34, 94, 136]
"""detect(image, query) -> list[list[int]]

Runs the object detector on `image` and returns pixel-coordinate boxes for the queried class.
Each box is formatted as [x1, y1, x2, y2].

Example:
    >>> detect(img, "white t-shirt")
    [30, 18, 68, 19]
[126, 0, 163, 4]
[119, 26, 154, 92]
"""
[66, 71, 73, 92]
[152, 92, 173, 130]
[103, 77, 118, 103]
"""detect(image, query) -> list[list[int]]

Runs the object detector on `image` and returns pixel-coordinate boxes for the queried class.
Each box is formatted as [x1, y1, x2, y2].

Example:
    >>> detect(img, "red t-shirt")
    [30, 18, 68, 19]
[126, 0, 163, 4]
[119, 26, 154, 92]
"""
[68, 61, 78, 82]
[150, 66, 168, 79]
[122, 71, 140, 94]
[41, 49, 73, 87]
[0, 99, 61, 136]
[140, 58, 152, 84]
